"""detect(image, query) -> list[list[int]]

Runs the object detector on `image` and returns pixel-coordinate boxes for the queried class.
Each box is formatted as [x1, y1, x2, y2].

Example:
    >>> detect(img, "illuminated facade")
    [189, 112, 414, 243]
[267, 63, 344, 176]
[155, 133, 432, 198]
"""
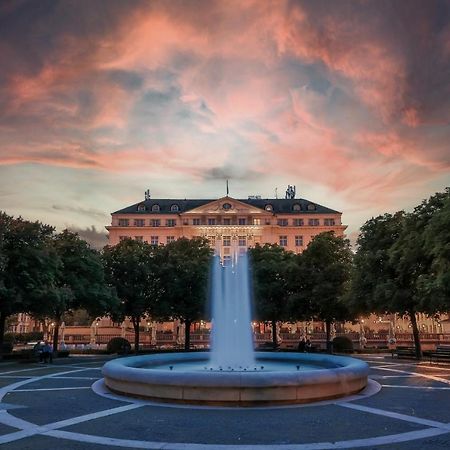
[106, 193, 346, 258]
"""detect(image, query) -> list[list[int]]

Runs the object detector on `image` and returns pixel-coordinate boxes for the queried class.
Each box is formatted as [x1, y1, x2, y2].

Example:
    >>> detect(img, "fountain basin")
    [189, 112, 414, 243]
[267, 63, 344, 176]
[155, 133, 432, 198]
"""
[102, 352, 369, 406]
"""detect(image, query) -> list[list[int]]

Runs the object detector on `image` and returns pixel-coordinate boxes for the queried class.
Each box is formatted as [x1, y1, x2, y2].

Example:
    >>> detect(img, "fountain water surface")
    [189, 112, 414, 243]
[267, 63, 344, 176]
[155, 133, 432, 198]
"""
[102, 253, 369, 405]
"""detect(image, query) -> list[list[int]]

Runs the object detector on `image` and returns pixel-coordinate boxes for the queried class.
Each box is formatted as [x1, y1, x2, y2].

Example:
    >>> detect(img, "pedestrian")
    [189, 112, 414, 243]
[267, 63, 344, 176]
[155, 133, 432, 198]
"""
[297, 337, 306, 352]
[305, 338, 312, 353]
[42, 340, 53, 363]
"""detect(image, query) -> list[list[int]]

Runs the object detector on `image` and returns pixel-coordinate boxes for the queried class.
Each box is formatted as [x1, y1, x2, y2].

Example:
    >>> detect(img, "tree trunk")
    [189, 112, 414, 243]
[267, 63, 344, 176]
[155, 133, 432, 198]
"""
[271, 320, 278, 349]
[52, 322, 59, 353]
[0, 311, 6, 360]
[132, 316, 140, 354]
[184, 319, 191, 351]
[410, 311, 422, 359]
[325, 320, 332, 353]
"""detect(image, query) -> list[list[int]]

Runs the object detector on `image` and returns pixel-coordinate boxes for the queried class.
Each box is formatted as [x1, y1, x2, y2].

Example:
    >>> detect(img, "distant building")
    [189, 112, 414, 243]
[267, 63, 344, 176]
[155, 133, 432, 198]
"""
[106, 193, 346, 260]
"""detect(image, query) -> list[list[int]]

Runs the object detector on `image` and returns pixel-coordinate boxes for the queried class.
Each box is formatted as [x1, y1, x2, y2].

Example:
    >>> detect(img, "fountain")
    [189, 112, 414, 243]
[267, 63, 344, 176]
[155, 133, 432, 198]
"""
[102, 254, 368, 405]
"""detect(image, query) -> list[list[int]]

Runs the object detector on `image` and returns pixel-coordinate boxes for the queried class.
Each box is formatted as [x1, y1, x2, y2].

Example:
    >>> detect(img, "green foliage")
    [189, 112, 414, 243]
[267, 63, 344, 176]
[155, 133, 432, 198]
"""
[4, 331, 43, 343]
[157, 237, 213, 350]
[106, 337, 131, 354]
[332, 336, 353, 353]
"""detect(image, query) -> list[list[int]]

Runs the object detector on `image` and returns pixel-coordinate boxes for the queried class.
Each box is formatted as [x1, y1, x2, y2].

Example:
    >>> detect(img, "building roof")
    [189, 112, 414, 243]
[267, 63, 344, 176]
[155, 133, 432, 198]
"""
[112, 197, 341, 215]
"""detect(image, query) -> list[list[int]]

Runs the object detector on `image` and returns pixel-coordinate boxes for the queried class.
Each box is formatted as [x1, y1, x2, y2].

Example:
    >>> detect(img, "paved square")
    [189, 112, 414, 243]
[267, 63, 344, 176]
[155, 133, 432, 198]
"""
[1, 354, 449, 449]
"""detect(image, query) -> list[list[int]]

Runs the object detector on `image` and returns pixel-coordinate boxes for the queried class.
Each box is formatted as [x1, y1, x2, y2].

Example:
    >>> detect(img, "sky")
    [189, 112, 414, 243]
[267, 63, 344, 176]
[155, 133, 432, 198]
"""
[0, 0, 449, 248]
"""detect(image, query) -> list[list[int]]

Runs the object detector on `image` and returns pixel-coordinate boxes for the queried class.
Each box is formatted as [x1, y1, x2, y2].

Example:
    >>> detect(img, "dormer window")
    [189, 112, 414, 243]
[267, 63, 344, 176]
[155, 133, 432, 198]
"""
[137, 203, 146, 212]
[151, 204, 160, 212]
[170, 204, 179, 212]
[307, 203, 316, 211]
[265, 204, 273, 211]
[292, 203, 301, 211]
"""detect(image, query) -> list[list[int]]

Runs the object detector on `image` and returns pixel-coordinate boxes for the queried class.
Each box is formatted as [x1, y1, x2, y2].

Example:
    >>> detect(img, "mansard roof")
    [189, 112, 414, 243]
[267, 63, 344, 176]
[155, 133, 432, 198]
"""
[113, 197, 340, 215]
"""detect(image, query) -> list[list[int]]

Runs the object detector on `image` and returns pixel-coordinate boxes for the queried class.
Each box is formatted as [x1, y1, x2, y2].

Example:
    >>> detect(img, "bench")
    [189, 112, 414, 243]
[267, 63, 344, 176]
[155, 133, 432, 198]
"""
[429, 346, 450, 364]
[391, 346, 416, 359]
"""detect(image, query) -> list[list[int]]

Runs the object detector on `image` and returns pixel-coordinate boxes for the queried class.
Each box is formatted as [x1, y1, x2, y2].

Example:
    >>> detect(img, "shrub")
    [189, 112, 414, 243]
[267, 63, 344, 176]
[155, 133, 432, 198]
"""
[1, 342, 13, 354]
[332, 336, 354, 353]
[106, 337, 131, 354]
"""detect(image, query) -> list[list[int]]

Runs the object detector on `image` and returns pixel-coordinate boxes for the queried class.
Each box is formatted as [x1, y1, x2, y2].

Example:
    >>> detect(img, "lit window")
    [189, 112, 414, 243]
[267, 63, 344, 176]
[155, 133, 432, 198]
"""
[238, 218, 246, 225]
[150, 236, 159, 246]
[277, 219, 288, 227]
[295, 235, 303, 247]
[170, 204, 179, 212]
[223, 236, 231, 246]
[308, 219, 320, 226]
[151, 219, 160, 227]
[279, 236, 288, 247]
[151, 204, 160, 212]
[135, 236, 143, 242]
[208, 218, 216, 225]
[253, 218, 261, 225]
[293, 218, 304, 226]
[118, 219, 129, 227]
[166, 236, 175, 244]
[166, 219, 176, 227]
[223, 218, 231, 225]
[193, 218, 201, 225]
[292, 203, 301, 211]
[238, 236, 246, 246]
[134, 219, 145, 227]
[137, 204, 146, 211]
[265, 204, 273, 211]
[324, 218, 335, 226]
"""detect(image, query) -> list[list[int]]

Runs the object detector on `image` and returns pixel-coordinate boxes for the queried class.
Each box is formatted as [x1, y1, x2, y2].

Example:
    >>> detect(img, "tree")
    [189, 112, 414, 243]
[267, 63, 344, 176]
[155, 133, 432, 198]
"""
[300, 233, 353, 352]
[249, 244, 296, 348]
[158, 237, 212, 350]
[102, 238, 161, 353]
[0, 213, 56, 358]
[33, 230, 117, 352]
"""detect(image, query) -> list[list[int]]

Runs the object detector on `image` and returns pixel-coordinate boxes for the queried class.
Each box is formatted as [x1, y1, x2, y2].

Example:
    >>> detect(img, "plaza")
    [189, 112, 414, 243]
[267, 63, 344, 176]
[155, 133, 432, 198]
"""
[0, 354, 450, 449]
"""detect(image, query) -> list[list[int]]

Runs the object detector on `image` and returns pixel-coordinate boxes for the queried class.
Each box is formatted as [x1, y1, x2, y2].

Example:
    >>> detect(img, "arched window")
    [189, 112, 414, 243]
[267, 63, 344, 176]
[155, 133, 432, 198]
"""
[307, 203, 316, 211]
[170, 204, 179, 212]
[137, 204, 146, 212]
[292, 203, 301, 211]
[265, 204, 273, 211]
[222, 202, 232, 210]
[151, 204, 160, 212]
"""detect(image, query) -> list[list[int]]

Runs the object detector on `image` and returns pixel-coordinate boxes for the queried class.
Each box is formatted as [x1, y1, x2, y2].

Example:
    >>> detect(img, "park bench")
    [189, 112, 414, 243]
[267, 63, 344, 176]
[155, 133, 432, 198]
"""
[391, 346, 416, 359]
[429, 346, 450, 364]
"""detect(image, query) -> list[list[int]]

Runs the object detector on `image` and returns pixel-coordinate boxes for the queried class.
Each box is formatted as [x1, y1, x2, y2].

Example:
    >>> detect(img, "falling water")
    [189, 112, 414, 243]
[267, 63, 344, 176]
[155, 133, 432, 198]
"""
[209, 254, 255, 369]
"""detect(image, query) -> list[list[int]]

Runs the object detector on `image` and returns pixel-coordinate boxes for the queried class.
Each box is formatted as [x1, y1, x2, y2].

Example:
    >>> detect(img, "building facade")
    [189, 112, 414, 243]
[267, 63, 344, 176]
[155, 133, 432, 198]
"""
[106, 194, 346, 258]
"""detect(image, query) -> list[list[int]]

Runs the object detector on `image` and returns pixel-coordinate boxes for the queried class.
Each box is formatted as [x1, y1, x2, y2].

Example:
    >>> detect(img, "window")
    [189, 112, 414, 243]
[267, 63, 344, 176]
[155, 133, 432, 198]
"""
[170, 204, 179, 212]
[208, 236, 216, 246]
[238, 236, 246, 247]
[223, 247, 230, 254]
[137, 204, 146, 211]
[118, 219, 129, 227]
[150, 236, 159, 246]
[223, 236, 231, 246]
[324, 218, 335, 226]
[295, 235, 303, 247]
[151, 204, 160, 212]
[253, 218, 261, 225]
[151, 219, 160, 227]
[166, 236, 175, 244]
[279, 235, 288, 247]
[307, 203, 316, 211]
[277, 219, 288, 227]
[208, 218, 216, 225]
[223, 218, 231, 225]
[134, 219, 145, 227]
[308, 219, 320, 226]
[135, 236, 143, 242]
[166, 219, 176, 227]
[222, 203, 232, 210]
[292, 203, 301, 211]
[223, 256, 232, 266]
[238, 218, 246, 225]
[293, 218, 304, 226]
[265, 204, 273, 211]
[193, 218, 201, 225]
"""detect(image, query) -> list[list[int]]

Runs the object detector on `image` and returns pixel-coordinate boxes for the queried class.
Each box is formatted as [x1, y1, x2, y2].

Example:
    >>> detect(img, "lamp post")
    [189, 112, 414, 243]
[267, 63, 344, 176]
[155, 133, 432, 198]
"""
[95, 319, 100, 346]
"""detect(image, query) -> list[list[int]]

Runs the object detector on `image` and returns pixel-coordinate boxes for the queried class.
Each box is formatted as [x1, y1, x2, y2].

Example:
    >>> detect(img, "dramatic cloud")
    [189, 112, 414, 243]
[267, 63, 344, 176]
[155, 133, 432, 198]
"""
[0, 0, 449, 238]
